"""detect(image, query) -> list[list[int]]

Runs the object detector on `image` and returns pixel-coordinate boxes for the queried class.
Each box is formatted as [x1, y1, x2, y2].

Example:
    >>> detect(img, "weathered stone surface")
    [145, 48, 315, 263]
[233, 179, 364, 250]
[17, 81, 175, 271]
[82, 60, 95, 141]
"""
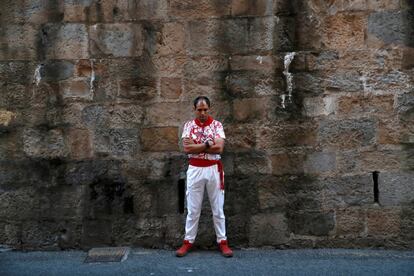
[270, 152, 306, 175]
[60, 78, 93, 100]
[225, 124, 256, 151]
[141, 127, 179, 152]
[94, 128, 138, 157]
[367, 208, 401, 236]
[256, 122, 318, 149]
[288, 211, 335, 236]
[304, 152, 336, 174]
[23, 128, 67, 158]
[367, 0, 401, 10]
[108, 104, 144, 128]
[42, 60, 75, 82]
[303, 96, 337, 117]
[0, 24, 37, 60]
[156, 22, 185, 56]
[67, 128, 93, 160]
[234, 151, 271, 175]
[160, 78, 182, 99]
[118, 77, 157, 101]
[188, 17, 274, 55]
[41, 23, 89, 59]
[337, 150, 401, 174]
[249, 213, 289, 246]
[231, 0, 273, 16]
[335, 208, 365, 237]
[337, 94, 394, 117]
[273, 16, 296, 52]
[144, 102, 192, 127]
[230, 55, 277, 71]
[368, 10, 414, 47]
[169, 0, 231, 19]
[233, 97, 272, 122]
[321, 175, 373, 208]
[379, 172, 414, 206]
[89, 24, 144, 58]
[323, 14, 366, 50]
[318, 119, 376, 149]
[363, 70, 412, 92]
[0, 188, 38, 220]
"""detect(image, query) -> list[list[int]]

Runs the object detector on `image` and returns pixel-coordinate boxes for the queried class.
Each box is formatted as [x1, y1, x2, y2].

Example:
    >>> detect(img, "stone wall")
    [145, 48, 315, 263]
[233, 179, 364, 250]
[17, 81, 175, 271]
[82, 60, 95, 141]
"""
[0, 0, 413, 250]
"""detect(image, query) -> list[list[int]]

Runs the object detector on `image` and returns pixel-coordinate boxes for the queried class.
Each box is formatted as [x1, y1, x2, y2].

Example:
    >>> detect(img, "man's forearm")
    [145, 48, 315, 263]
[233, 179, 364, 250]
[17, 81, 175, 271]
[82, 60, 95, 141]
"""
[183, 143, 207, 154]
[205, 144, 223, 154]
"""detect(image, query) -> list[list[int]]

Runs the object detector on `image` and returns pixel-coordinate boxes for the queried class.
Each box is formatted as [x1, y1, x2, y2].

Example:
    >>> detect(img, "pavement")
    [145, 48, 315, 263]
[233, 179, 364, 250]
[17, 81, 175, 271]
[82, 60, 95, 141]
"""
[1, 248, 414, 276]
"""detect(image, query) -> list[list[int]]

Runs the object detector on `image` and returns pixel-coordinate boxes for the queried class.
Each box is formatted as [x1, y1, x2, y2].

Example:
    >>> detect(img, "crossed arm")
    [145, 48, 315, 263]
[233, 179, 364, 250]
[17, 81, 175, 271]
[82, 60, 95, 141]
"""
[182, 138, 225, 154]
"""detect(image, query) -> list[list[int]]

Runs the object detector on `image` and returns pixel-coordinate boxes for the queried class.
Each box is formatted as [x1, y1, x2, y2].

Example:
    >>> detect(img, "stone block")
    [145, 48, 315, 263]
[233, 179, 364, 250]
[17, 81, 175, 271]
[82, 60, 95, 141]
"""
[225, 175, 259, 216]
[89, 23, 144, 58]
[233, 97, 272, 122]
[337, 94, 394, 117]
[0, 61, 37, 85]
[303, 96, 337, 117]
[0, 188, 38, 220]
[0, 110, 17, 127]
[304, 152, 336, 174]
[187, 17, 274, 55]
[67, 128, 93, 160]
[321, 175, 373, 208]
[363, 70, 411, 93]
[230, 55, 277, 71]
[378, 119, 401, 145]
[366, 0, 400, 10]
[160, 78, 182, 99]
[41, 23, 89, 60]
[402, 47, 414, 69]
[273, 16, 296, 52]
[231, 0, 273, 16]
[226, 71, 277, 98]
[81, 104, 109, 128]
[60, 78, 93, 100]
[157, 22, 185, 56]
[225, 124, 256, 151]
[108, 104, 144, 128]
[23, 128, 67, 159]
[42, 60, 75, 82]
[118, 77, 157, 101]
[368, 10, 414, 47]
[94, 128, 138, 157]
[257, 175, 289, 211]
[293, 72, 324, 95]
[0, 24, 37, 60]
[323, 14, 366, 50]
[0, 130, 23, 160]
[141, 127, 179, 152]
[234, 152, 271, 175]
[249, 213, 289, 246]
[396, 92, 414, 118]
[325, 70, 362, 92]
[81, 219, 112, 248]
[318, 119, 376, 150]
[169, 0, 231, 19]
[256, 122, 318, 149]
[270, 152, 305, 175]
[335, 207, 365, 237]
[288, 211, 335, 236]
[379, 172, 414, 206]
[367, 208, 400, 236]
[145, 102, 192, 127]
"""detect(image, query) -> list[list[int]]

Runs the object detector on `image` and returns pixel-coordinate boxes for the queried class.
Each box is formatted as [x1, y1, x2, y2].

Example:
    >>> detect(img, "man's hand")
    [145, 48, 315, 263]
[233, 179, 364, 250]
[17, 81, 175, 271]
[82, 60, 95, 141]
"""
[205, 138, 224, 154]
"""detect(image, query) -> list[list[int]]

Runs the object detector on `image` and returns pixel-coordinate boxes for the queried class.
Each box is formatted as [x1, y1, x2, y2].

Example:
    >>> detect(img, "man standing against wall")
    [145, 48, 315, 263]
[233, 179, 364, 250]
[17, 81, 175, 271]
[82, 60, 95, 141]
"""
[176, 96, 233, 258]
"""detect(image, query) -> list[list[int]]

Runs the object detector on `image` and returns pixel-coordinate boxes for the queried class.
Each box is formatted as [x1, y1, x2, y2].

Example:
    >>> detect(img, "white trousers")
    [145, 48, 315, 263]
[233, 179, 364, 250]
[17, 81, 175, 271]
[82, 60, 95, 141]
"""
[184, 164, 227, 243]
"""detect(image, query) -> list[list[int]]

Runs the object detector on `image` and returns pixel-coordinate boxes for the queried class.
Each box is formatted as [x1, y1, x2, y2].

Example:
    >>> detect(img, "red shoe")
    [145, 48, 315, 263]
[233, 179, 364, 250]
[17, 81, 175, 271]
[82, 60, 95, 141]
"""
[219, 240, 233, 257]
[176, 240, 193, 257]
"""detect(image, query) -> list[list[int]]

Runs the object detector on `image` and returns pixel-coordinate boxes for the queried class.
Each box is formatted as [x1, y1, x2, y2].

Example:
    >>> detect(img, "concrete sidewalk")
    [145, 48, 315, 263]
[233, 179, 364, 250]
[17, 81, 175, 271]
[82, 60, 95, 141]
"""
[1, 248, 414, 276]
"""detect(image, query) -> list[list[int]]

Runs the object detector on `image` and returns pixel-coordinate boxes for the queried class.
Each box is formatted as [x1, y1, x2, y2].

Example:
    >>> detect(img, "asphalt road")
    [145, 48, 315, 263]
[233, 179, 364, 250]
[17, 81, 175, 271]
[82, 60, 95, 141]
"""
[1, 248, 414, 276]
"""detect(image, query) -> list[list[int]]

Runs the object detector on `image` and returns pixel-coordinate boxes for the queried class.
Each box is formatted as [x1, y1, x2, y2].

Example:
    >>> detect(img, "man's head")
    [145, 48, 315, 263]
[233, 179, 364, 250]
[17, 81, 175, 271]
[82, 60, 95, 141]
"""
[193, 96, 211, 122]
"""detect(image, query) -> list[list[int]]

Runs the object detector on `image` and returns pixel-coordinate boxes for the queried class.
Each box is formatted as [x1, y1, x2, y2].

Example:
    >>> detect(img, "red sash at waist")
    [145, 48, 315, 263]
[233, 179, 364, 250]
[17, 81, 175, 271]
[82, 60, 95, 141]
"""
[189, 158, 224, 191]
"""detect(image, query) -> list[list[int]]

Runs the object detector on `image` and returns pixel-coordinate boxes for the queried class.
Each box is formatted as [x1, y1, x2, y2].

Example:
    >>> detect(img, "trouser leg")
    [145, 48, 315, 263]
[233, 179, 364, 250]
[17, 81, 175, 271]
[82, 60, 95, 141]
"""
[206, 165, 227, 243]
[184, 166, 205, 243]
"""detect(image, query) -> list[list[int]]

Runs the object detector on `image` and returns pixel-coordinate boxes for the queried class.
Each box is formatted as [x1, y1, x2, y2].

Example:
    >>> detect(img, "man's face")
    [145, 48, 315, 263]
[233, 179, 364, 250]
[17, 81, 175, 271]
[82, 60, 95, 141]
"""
[194, 100, 210, 122]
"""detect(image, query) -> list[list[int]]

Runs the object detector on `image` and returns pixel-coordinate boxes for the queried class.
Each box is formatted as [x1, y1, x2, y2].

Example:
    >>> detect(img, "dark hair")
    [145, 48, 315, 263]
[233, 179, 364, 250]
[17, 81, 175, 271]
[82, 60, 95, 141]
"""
[193, 96, 211, 108]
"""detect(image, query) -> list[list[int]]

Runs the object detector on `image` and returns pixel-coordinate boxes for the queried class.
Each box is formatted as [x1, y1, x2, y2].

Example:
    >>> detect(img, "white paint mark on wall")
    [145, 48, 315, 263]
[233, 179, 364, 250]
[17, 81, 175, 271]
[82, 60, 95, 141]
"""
[90, 59, 95, 95]
[33, 64, 43, 86]
[256, 56, 263, 64]
[281, 52, 296, 108]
